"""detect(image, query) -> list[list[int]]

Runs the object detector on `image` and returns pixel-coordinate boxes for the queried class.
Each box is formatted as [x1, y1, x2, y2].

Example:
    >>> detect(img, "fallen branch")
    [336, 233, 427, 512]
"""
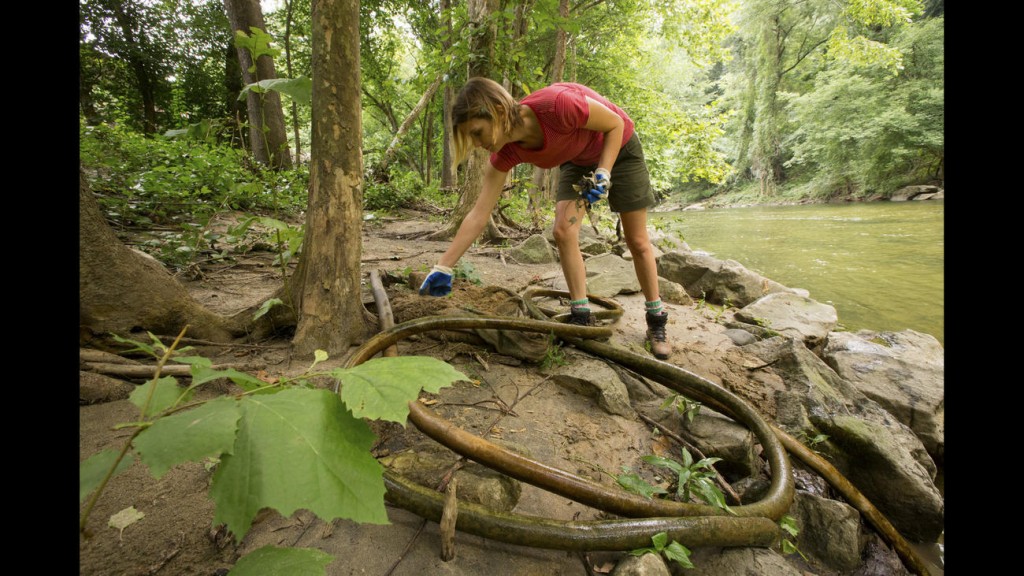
[83, 362, 252, 379]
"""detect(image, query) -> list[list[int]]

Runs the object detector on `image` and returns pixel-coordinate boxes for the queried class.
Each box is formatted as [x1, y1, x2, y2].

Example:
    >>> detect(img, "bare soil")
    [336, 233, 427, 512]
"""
[78, 210, 774, 576]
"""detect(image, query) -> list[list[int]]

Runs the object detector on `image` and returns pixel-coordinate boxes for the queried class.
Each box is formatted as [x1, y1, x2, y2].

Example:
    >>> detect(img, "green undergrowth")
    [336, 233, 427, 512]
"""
[79, 330, 469, 575]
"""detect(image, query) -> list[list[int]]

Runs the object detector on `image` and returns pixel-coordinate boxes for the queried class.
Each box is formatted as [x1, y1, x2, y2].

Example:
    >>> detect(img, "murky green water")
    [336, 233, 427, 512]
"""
[650, 201, 944, 346]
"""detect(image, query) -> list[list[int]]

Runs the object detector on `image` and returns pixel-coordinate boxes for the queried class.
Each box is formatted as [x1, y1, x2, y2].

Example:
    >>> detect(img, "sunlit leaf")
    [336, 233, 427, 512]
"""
[209, 389, 387, 540]
[129, 376, 190, 418]
[133, 397, 242, 478]
[332, 356, 466, 423]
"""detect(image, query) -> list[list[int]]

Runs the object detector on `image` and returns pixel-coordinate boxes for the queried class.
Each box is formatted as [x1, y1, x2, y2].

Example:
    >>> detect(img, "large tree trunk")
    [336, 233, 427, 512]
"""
[223, 0, 293, 170]
[289, 0, 369, 357]
[79, 170, 241, 344]
[430, 0, 501, 242]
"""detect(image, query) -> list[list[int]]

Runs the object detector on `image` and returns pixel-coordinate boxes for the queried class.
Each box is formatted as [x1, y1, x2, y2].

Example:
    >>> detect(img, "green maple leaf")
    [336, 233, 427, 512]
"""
[616, 471, 668, 499]
[80, 449, 135, 503]
[130, 376, 191, 418]
[331, 356, 467, 423]
[209, 389, 387, 540]
[175, 356, 270, 392]
[133, 396, 242, 478]
[663, 539, 695, 567]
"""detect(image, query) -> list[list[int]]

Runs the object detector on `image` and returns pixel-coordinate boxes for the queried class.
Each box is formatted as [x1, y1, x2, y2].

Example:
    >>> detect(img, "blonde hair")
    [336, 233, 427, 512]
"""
[451, 77, 522, 165]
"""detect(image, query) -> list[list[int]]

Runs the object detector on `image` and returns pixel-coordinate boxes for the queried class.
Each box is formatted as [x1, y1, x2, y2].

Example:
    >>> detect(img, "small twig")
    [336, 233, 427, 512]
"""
[361, 250, 429, 263]
[382, 520, 429, 576]
[745, 358, 779, 371]
[637, 412, 742, 505]
[144, 543, 180, 575]
[472, 351, 489, 371]
[83, 362, 253, 379]
[150, 335, 289, 349]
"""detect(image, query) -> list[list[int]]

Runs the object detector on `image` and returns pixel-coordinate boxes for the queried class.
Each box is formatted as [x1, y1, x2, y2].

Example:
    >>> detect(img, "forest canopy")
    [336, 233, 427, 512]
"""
[79, 0, 943, 212]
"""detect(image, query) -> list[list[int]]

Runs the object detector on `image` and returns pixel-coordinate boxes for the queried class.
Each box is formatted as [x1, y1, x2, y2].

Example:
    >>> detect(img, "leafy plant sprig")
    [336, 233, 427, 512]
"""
[660, 393, 702, 422]
[80, 328, 469, 575]
[779, 515, 808, 560]
[630, 531, 695, 569]
[615, 447, 734, 514]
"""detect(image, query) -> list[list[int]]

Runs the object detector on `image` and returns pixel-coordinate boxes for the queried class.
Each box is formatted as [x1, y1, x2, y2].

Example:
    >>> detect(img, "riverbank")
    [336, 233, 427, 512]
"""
[658, 182, 945, 212]
[79, 207, 943, 575]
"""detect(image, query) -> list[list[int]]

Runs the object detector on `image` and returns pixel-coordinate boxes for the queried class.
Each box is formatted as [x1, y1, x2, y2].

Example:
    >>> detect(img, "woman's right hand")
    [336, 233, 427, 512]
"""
[419, 265, 453, 296]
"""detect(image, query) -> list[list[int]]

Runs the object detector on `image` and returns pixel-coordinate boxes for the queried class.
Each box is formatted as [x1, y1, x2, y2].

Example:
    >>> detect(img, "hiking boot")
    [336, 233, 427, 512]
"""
[645, 311, 672, 360]
[568, 307, 592, 326]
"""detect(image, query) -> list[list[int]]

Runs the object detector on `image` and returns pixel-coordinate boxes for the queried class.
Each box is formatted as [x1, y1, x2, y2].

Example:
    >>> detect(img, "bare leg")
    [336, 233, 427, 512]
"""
[553, 199, 590, 301]
[619, 208, 660, 303]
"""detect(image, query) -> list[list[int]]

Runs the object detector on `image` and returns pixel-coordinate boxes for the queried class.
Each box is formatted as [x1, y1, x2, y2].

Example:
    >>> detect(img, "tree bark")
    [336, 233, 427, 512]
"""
[79, 170, 241, 344]
[223, 0, 293, 170]
[289, 0, 369, 357]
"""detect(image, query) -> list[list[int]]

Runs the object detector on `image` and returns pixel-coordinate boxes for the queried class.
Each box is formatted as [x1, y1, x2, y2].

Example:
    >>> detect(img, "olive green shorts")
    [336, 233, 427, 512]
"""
[556, 133, 655, 213]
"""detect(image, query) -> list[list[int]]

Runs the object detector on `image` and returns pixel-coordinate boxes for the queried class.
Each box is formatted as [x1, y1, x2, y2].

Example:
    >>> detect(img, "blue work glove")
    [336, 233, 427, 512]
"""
[419, 264, 453, 296]
[580, 168, 611, 206]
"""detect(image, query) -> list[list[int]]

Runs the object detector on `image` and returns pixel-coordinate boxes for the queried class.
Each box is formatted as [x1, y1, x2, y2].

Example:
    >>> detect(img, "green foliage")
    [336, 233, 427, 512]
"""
[363, 169, 426, 212]
[239, 77, 313, 105]
[630, 531, 695, 569]
[234, 27, 282, 74]
[81, 122, 309, 270]
[616, 467, 669, 499]
[779, 515, 809, 560]
[615, 444, 732, 514]
[453, 261, 482, 285]
[80, 332, 469, 559]
[228, 216, 305, 268]
[538, 334, 567, 371]
[660, 393, 703, 422]
[642, 448, 733, 512]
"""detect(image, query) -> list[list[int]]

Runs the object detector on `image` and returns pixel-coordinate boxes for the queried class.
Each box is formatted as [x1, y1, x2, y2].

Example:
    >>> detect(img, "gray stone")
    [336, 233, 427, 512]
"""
[735, 292, 838, 347]
[791, 491, 863, 571]
[822, 330, 944, 465]
[611, 552, 671, 576]
[509, 234, 556, 264]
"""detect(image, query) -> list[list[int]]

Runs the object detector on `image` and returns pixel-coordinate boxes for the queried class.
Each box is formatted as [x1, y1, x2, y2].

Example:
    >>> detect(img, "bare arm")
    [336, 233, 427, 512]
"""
[583, 96, 625, 174]
[438, 163, 507, 268]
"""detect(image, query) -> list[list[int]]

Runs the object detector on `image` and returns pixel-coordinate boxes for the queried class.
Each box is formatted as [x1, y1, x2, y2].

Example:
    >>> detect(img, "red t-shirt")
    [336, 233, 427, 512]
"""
[490, 83, 635, 172]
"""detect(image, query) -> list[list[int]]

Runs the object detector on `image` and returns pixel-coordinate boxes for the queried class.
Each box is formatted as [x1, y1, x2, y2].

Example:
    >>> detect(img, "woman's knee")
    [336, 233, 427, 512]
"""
[552, 220, 578, 246]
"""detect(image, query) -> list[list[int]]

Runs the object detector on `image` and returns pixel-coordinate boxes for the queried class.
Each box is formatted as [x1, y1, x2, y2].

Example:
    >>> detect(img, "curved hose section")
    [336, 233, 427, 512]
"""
[345, 315, 791, 549]
[383, 470, 780, 550]
[773, 426, 933, 576]
[521, 289, 933, 575]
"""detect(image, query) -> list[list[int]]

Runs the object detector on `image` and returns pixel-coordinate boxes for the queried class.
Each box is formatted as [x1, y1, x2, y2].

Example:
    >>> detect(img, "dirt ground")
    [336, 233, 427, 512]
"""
[78, 210, 781, 576]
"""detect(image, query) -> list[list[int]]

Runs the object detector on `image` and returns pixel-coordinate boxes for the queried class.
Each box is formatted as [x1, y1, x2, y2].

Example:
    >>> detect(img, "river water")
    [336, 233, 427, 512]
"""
[650, 200, 944, 346]
[653, 200, 945, 572]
